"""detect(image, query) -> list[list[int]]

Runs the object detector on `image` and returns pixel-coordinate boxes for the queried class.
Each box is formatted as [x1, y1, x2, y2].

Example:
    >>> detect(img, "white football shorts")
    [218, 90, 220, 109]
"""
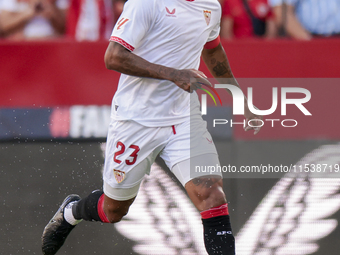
[103, 115, 222, 200]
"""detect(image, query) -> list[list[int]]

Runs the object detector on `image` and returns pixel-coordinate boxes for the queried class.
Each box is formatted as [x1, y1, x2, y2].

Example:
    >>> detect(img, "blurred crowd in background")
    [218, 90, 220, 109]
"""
[0, 0, 126, 40]
[0, 0, 339, 41]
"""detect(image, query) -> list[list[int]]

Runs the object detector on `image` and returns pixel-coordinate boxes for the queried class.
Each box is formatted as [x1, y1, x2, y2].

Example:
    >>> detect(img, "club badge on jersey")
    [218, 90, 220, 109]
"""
[203, 10, 211, 25]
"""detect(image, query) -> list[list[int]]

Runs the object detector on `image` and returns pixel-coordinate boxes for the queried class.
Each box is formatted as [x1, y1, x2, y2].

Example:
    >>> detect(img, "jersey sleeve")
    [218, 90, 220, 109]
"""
[110, 0, 153, 52]
[207, 23, 220, 42]
[206, 5, 221, 43]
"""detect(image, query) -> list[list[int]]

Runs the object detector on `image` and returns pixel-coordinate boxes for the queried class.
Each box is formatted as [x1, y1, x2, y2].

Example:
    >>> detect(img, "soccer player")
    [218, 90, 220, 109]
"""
[41, 0, 262, 254]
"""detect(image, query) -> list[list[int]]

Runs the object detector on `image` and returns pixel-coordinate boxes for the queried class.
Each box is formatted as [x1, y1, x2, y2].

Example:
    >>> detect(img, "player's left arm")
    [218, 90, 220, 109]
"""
[201, 41, 262, 134]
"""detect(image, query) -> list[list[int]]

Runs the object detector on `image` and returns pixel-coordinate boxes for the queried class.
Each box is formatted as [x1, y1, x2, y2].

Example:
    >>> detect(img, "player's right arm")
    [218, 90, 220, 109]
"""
[105, 0, 210, 93]
[104, 41, 209, 93]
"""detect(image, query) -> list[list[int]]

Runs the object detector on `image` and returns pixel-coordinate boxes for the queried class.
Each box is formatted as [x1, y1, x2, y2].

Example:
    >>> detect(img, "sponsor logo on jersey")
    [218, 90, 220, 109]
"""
[165, 7, 176, 17]
[203, 10, 211, 25]
[114, 169, 126, 183]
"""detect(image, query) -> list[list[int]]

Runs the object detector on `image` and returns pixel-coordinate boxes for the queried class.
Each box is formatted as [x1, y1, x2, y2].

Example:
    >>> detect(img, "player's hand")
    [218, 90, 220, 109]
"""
[244, 103, 262, 135]
[170, 69, 212, 93]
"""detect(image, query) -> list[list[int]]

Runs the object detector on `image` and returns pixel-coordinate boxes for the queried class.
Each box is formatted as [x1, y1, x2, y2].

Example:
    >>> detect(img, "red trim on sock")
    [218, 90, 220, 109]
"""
[97, 194, 110, 223]
[200, 203, 229, 219]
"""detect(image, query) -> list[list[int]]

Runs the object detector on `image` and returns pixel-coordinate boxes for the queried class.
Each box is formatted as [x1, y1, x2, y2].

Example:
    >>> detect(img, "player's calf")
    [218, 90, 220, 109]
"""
[70, 190, 134, 224]
[102, 194, 135, 223]
[70, 190, 109, 222]
[201, 205, 235, 255]
[186, 177, 235, 255]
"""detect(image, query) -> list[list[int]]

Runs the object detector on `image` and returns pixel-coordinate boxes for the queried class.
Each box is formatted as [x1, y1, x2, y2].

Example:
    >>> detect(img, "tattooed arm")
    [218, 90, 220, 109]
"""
[202, 43, 262, 134]
[201, 43, 239, 90]
[104, 41, 208, 93]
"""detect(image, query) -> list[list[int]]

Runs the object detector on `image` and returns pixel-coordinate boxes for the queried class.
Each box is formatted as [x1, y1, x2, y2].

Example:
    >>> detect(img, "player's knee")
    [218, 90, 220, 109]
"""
[104, 208, 128, 223]
[107, 214, 124, 224]
[187, 177, 227, 211]
[206, 186, 227, 208]
[102, 195, 135, 223]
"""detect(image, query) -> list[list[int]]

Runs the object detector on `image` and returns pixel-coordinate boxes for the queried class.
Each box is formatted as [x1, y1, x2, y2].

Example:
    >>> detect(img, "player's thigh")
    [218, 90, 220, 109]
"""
[103, 156, 156, 201]
[103, 119, 167, 201]
[161, 114, 220, 186]
[171, 153, 223, 187]
[161, 115, 225, 211]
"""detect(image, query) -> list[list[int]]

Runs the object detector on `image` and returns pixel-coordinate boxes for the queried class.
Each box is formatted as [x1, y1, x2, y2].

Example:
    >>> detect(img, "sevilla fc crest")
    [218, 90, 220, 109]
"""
[203, 10, 211, 25]
[114, 169, 126, 183]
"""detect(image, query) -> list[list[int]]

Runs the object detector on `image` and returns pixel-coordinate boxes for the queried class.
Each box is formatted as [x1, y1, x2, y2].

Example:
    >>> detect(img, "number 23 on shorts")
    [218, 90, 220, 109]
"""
[113, 141, 140, 166]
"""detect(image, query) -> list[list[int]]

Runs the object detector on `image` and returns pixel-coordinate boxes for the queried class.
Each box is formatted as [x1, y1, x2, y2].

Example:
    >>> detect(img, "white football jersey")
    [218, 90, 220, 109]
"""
[110, 0, 221, 127]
